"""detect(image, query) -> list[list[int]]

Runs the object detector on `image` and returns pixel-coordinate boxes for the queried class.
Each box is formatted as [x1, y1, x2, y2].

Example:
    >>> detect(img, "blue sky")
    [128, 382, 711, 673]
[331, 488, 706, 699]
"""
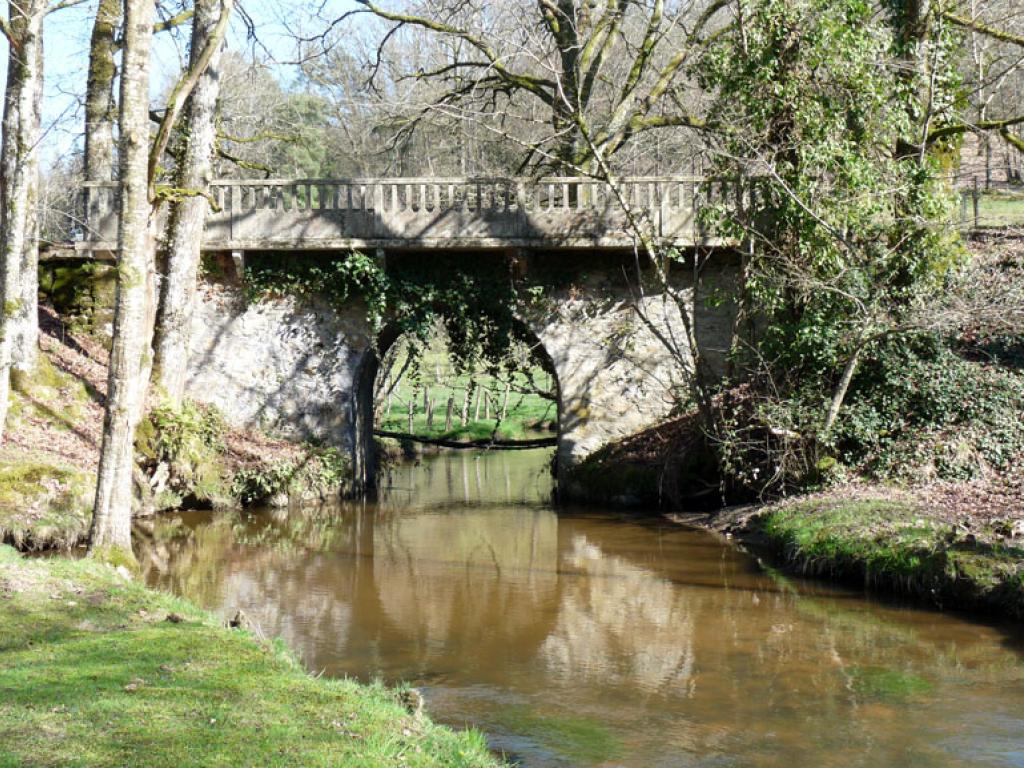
[5, 0, 359, 165]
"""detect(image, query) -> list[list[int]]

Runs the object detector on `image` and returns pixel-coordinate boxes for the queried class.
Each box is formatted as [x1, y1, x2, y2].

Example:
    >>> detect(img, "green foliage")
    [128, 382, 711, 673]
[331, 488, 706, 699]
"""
[833, 338, 1024, 479]
[139, 399, 227, 461]
[246, 252, 532, 373]
[699, 0, 962, 385]
[230, 448, 349, 506]
[686, 0, 993, 497]
[136, 400, 229, 507]
[230, 462, 295, 505]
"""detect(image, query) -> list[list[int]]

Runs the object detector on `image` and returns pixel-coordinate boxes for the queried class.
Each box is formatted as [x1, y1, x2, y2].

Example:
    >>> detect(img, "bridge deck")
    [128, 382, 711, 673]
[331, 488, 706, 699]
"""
[76, 176, 736, 254]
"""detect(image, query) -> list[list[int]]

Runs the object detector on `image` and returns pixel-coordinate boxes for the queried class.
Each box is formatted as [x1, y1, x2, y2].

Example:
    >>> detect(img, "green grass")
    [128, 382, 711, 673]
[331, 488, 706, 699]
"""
[758, 498, 1024, 617]
[378, 346, 557, 442]
[975, 191, 1024, 227]
[0, 545, 503, 768]
[847, 666, 933, 700]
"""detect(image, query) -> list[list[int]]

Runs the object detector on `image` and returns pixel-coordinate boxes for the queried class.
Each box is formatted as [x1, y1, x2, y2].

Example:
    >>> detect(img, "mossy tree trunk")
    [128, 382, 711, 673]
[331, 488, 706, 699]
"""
[152, 0, 234, 402]
[89, 0, 157, 561]
[84, 0, 121, 182]
[0, 0, 46, 444]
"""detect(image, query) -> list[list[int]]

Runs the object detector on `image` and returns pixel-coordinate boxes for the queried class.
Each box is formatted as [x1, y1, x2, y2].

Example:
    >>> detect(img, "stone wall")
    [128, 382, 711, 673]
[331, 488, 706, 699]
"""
[526, 251, 739, 474]
[186, 285, 372, 447]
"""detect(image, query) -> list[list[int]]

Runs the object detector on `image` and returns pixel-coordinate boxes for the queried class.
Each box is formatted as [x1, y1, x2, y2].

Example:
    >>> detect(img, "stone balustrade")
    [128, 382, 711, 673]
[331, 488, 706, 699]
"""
[79, 176, 737, 252]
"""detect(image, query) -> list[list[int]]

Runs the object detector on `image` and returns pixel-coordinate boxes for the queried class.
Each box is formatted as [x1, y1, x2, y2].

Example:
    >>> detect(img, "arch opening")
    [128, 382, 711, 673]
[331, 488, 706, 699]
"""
[352, 320, 561, 493]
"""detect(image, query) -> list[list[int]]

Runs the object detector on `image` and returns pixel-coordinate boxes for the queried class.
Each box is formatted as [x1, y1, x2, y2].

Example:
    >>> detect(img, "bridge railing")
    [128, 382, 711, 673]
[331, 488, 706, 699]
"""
[80, 176, 737, 249]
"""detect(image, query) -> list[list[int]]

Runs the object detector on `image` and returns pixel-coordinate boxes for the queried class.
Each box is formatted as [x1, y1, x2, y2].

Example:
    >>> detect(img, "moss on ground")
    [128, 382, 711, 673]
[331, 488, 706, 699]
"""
[0, 545, 502, 768]
[756, 498, 1024, 618]
[2, 356, 97, 550]
[0, 458, 93, 550]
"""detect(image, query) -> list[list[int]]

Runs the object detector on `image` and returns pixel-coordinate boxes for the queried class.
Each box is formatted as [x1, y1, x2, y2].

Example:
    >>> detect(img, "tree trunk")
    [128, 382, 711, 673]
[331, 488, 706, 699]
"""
[89, 0, 158, 563]
[0, 0, 46, 444]
[823, 345, 864, 437]
[84, 0, 121, 182]
[152, 0, 234, 401]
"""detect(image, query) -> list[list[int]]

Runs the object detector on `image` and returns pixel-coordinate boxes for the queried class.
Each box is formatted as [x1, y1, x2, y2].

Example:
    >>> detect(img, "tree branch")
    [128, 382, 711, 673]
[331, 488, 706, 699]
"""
[942, 11, 1024, 48]
[928, 114, 1024, 142]
[149, 0, 234, 199]
[153, 8, 195, 34]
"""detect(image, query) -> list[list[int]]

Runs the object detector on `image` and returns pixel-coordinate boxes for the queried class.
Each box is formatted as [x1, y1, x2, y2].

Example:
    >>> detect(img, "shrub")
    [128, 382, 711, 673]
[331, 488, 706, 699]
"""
[136, 400, 230, 507]
[833, 337, 1024, 480]
[230, 447, 349, 506]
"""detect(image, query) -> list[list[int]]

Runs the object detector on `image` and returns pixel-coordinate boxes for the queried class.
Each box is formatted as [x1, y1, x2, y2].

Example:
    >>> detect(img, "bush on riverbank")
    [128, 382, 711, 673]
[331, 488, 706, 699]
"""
[0, 545, 502, 767]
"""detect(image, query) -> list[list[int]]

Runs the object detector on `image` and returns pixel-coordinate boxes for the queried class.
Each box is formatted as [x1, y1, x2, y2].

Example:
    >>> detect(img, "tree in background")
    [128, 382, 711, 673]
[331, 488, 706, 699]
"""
[84, 0, 121, 183]
[314, 0, 727, 175]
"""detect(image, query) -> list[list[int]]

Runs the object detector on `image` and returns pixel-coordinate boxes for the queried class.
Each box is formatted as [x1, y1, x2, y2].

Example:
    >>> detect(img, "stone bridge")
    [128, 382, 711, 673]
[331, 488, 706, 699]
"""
[75, 176, 742, 495]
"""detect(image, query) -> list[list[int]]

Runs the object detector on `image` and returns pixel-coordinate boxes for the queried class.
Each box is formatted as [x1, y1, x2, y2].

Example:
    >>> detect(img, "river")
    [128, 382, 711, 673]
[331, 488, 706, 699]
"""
[135, 448, 1024, 767]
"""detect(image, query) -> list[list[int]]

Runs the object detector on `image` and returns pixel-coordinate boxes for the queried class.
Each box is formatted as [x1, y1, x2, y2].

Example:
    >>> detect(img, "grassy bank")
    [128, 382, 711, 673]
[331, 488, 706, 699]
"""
[743, 494, 1024, 618]
[0, 545, 502, 768]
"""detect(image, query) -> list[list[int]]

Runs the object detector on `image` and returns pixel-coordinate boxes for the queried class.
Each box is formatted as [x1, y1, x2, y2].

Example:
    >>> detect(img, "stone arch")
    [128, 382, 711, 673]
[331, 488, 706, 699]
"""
[351, 319, 562, 493]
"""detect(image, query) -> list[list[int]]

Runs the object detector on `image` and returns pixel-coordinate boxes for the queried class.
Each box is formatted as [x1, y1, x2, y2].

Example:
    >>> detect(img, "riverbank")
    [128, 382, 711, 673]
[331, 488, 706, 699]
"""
[0, 544, 502, 767]
[1, 306, 343, 551]
[674, 481, 1024, 619]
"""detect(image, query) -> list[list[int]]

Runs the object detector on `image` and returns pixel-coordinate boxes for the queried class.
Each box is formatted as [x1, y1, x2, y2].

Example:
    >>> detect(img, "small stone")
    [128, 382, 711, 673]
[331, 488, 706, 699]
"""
[228, 609, 250, 630]
[165, 613, 184, 624]
[115, 565, 132, 581]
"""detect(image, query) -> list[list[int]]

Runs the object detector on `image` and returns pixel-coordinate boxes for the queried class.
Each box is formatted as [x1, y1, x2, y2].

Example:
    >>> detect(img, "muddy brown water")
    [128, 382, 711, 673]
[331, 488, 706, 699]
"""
[135, 449, 1024, 767]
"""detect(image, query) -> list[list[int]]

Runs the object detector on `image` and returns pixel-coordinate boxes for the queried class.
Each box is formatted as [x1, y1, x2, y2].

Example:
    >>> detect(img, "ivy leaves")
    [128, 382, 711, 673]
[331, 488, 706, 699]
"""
[245, 251, 529, 375]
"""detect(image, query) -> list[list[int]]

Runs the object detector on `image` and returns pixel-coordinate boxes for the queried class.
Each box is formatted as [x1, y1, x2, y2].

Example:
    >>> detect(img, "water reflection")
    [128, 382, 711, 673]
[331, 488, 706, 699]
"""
[136, 450, 1024, 767]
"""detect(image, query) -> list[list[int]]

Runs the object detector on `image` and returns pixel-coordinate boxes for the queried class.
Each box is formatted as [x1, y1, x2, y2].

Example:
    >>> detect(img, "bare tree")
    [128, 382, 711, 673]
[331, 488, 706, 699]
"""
[90, 0, 158, 561]
[152, 0, 235, 401]
[321, 0, 726, 174]
[0, 0, 53, 443]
